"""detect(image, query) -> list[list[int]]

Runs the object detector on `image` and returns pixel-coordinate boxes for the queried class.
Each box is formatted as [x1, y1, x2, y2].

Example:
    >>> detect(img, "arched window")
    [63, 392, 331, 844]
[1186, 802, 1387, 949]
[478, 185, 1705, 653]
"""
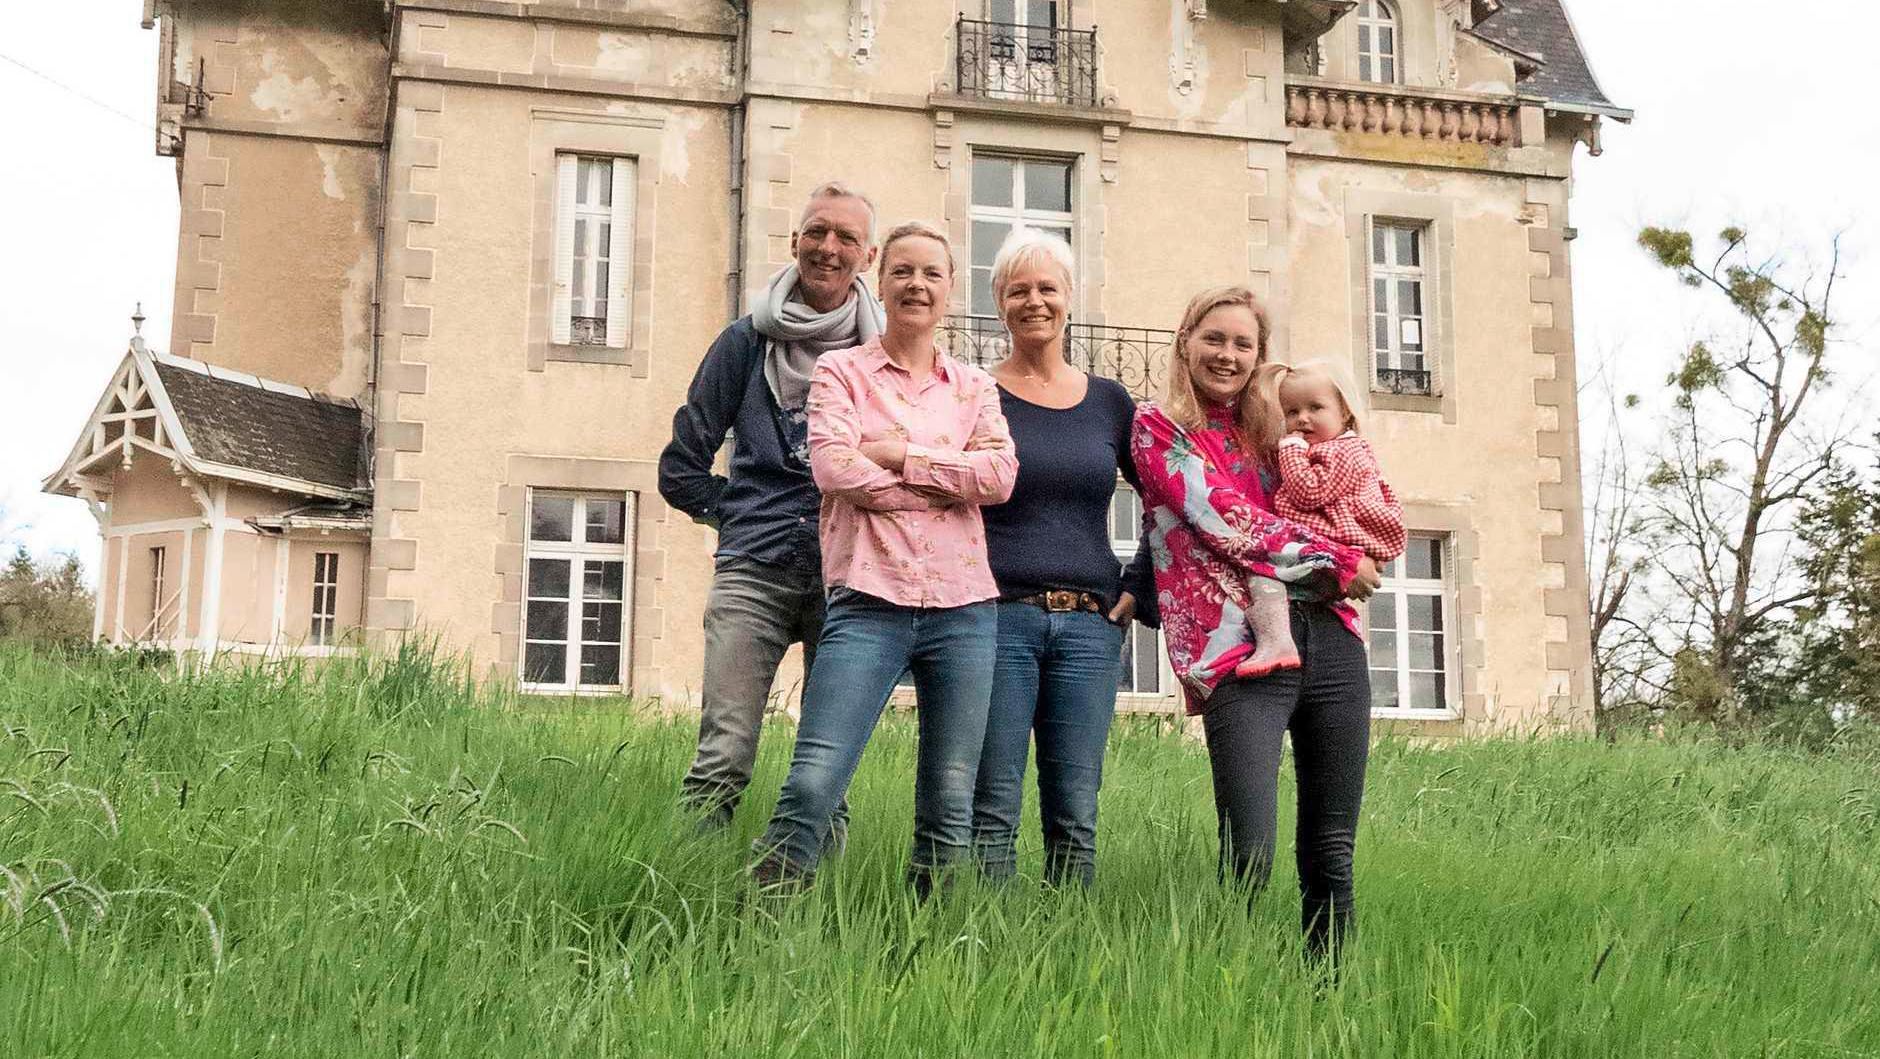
[1356, 0, 1399, 83]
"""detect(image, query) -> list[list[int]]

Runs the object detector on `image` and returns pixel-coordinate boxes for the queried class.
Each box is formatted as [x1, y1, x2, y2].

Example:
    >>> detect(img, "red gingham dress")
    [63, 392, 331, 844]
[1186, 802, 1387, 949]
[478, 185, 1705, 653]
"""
[1271, 433, 1406, 563]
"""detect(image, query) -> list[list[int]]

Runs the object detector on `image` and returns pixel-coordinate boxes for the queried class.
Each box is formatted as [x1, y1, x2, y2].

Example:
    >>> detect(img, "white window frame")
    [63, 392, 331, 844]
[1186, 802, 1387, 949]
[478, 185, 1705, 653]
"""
[1365, 533, 1457, 719]
[311, 551, 340, 647]
[1110, 480, 1176, 704]
[521, 491, 635, 694]
[1356, 0, 1400, 84]
[968, 153, 1075, 317]
[984, 1, 1064, 99]
[551, 154, 634, 349]
[1368, 219, 1431, 391]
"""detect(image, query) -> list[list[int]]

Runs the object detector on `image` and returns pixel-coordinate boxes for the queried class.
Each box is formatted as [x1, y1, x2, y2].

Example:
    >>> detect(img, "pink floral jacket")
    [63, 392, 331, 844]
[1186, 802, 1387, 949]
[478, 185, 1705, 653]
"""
[1130, 401, 1364, 713]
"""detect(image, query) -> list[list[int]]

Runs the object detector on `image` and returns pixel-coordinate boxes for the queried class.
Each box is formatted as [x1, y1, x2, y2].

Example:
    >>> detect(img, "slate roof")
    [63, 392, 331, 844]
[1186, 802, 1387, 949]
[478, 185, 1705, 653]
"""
[1473, 0, 1629, 119]
[153, 359, 367, 493]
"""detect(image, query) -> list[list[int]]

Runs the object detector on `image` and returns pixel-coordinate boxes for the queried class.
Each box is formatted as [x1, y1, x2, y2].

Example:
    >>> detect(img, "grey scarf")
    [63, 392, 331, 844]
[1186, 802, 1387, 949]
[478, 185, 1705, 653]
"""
[752, 264, 885, 413]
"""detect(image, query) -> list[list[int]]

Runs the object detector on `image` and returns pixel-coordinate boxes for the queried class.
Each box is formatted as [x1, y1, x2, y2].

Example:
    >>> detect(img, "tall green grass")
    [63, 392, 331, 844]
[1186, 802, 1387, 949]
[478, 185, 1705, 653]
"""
[2, 642, 1876, 1057]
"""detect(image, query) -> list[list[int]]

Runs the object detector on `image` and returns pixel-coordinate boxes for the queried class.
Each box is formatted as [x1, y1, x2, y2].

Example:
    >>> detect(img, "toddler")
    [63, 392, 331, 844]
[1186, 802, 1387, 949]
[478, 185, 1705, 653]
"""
[1235, 358, 1406, 677]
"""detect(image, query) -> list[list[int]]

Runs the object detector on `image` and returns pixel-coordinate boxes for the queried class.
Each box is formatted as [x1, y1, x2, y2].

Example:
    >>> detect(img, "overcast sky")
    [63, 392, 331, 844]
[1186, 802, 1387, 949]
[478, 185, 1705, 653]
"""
[3, 1, 1876, 582]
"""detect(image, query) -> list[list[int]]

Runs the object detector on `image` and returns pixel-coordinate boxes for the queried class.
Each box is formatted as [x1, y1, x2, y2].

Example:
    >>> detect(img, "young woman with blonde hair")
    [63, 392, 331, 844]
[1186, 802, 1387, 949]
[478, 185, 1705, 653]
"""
[1129, 286, 1382, 962]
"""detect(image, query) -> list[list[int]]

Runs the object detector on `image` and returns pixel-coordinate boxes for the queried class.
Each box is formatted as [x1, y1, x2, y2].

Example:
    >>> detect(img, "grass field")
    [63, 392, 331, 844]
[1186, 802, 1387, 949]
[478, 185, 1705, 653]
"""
[2, 643, 1877, 1057]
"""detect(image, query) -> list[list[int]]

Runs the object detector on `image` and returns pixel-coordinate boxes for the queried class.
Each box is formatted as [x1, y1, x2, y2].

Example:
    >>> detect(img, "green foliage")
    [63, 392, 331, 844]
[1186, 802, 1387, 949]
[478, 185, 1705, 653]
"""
[0, 546, 92, 648]
[1666, 341, 1723, 403]
[3, 647, 1879, 1056]
[1636, 226, 1695, 272]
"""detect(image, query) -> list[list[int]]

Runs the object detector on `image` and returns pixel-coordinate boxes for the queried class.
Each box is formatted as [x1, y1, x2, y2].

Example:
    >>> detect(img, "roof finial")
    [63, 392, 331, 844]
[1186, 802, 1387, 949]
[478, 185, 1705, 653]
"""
[130, 302, 148, 353]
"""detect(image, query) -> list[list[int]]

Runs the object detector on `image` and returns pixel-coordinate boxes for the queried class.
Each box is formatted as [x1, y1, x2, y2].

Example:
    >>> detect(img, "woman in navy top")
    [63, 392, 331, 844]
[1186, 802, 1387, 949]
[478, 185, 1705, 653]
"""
[970, 227, 1155, 887]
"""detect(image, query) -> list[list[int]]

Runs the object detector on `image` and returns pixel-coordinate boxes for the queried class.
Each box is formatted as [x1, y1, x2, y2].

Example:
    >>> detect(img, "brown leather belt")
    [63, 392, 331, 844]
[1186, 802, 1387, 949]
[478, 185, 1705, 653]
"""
[1011, 589, 1105, 614]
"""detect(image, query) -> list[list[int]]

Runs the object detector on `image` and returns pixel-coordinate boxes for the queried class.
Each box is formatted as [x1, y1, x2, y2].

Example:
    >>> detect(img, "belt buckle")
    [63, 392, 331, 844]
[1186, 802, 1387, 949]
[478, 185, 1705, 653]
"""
[1045, 590, 1077, 612]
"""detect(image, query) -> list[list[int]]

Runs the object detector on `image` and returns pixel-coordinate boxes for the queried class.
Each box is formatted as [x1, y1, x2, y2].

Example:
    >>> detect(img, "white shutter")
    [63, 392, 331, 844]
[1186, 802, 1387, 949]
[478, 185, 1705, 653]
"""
[551, 154, 578, 345]
[605, 159, 634, 349]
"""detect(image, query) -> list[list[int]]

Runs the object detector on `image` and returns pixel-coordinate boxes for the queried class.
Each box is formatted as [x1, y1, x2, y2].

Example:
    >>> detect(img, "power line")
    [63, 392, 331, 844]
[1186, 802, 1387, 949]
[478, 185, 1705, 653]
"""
[0, 51, 157, 133]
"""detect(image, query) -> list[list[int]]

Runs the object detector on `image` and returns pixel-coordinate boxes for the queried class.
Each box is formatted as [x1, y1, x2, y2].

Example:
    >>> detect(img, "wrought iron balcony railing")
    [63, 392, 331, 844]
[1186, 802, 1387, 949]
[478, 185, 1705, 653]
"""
[955, 17, 1100, 109]
[1375, 367, 1434, 396]
[938, 316, 1174, 401]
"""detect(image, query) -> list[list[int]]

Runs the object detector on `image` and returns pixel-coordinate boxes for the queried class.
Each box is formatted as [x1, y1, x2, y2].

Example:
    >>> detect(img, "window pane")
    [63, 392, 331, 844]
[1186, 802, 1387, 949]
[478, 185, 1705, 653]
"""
[1369, 669, 1398, 709]
[1024, 161, 1072, 214]
[1398, 279, 1423, 317]
[1396, 227, 1420, 267]
[1408, 630, 1443, 671]
[973, 220, 1010, 269]
[530, 496, 575, 542]
[1367, 594, 1397, 630]
[1379, 27, 1394, 55]
[527, 600, 568, 641]
[1027, 0, 1056, 29]
[973, 156, 1014, 208]
[1358, 55, 1372, 82]
[1407, 594, 1443, 632]
[524, 642, 566, 685]
[972, 267, 995, 317]
[1358, 25, 1371, 52]
[580, 644, 621, 686]
[593, 263, 609, 316]
[1371, 225, 1386, 265]
[991, 0, 1015, 24]
[1374, 313, 1391, 352]
[527, 558, 571, 599]
[1407, 537, 1443, 580]
[583, 560, 625, 601]
[1410, 671, 1445, 710]
[576, 158, 591, 204]
[1400, 317, 1423, 352]
[585, 499, 626, 545]
[1380, 57, 1395, 82]
[583, 601, 623, 644]
[1110, 486, 1140, 542]
[597, 160, 612, 207]
[597, 223, 610, 261]
[1369, 629, 1398, 670]
[571, 250, 587, 315]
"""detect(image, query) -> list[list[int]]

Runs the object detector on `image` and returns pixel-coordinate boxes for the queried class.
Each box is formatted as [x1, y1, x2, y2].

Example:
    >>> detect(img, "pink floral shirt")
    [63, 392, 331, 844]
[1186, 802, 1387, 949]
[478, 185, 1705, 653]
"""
[807, 338, 1017, 608]
[1130, 401, 1364, 713]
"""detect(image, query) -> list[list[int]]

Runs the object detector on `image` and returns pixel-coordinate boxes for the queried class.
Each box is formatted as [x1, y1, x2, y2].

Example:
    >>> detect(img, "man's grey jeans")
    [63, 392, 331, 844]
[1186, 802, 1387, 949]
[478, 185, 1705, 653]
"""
[681, 555, 847, 838]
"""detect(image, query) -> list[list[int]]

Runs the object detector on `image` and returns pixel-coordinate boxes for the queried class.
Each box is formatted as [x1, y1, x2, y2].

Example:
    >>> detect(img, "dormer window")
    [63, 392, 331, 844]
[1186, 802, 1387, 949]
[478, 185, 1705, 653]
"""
[1356, 0, 1399, 83]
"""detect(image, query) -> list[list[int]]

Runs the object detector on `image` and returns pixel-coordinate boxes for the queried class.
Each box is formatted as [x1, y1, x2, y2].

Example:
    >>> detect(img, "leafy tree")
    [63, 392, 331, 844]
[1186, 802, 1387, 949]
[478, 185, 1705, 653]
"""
[1627, 225, 1851, 724]
[0, 545, 94, 648]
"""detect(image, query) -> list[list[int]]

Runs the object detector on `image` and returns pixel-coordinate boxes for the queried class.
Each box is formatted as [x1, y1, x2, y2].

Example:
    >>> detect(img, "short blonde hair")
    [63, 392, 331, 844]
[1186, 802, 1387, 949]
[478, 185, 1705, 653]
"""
[1162, 285, 1272, 439]
[1250, 357, 1366, 454]
[989, 227, 1074, 305]
[877, 220, 955, 277]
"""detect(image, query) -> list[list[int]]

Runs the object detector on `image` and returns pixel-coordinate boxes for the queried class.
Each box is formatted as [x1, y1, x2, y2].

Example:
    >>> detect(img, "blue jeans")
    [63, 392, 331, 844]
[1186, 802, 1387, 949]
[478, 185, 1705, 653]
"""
[752, 589, 997, 890]
[971, 603, 1124, 887]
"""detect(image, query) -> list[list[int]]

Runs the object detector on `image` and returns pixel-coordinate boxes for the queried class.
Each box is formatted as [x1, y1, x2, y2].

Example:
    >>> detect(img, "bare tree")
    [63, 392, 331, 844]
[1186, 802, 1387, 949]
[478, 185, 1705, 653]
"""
[1630, 224, 1849, 723]
[1582, 380, 1658, 733]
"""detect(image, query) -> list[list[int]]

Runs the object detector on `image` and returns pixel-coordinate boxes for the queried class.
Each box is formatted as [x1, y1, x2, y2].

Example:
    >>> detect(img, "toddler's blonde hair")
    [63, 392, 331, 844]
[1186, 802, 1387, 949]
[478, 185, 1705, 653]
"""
[1250, 357, 1367, 455]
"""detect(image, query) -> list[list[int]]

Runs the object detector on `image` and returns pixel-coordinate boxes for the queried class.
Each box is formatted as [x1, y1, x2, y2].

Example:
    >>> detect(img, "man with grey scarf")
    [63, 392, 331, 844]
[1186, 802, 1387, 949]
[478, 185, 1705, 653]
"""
[659, 183, 884, 838]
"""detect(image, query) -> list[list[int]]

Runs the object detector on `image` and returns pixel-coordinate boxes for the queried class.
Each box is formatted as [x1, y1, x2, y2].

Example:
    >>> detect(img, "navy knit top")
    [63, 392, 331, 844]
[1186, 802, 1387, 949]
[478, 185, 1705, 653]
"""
[981, 376, 1156, 621]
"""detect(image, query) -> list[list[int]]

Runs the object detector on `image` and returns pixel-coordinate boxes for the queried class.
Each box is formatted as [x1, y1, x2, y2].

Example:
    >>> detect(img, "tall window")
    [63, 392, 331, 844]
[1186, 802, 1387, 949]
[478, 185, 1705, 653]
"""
[1366, 534, 1452, 714]
[552, 154, 634, 349]
[523, 492, 634, 691]
[1370, 220, 1430, 394]
[1356, 0, 1399, 84]
[969, 154, 1074, 316]
[310, 552, 340, 647]
[1110, 482, 1166, 697]
[983, 1, 1063, 100]
[149, 547, 167, 638]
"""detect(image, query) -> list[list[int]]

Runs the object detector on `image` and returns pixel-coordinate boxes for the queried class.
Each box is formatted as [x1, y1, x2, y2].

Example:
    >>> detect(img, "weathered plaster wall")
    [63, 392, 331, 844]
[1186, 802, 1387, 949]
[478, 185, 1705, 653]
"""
[370, 9, 735, 699]
[165, 0, 385, 396]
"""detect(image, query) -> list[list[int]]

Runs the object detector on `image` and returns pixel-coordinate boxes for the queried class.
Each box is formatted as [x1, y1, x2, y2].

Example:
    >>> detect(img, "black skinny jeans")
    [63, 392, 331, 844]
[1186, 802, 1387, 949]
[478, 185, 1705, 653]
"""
[1201, 602, 1371, 960]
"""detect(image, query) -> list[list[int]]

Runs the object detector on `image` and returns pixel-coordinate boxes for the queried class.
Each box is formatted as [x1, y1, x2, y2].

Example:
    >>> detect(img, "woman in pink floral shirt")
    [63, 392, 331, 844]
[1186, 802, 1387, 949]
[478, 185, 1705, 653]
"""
[1130, 286, 1381, 962]
[753, 222, 1017, 896]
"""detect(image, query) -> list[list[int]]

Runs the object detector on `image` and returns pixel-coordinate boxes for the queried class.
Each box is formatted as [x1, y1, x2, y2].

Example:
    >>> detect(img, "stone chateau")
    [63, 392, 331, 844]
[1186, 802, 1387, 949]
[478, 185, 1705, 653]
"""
[45, 0, 1626, 732]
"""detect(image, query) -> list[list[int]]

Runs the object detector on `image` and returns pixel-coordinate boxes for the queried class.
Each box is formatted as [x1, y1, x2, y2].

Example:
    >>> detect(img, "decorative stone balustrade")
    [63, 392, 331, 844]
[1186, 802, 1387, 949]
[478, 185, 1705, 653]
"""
[1285, 79, 1523, 147]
